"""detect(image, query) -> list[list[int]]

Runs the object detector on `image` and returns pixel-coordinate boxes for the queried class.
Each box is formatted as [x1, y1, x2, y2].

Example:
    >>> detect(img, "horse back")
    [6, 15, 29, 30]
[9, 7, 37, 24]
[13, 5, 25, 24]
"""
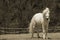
[32, 13, 44, 23]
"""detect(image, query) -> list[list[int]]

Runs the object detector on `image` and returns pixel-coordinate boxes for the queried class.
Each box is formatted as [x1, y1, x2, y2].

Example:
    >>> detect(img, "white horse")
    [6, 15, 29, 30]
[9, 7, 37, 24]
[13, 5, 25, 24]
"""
[29, 7, 50, 39]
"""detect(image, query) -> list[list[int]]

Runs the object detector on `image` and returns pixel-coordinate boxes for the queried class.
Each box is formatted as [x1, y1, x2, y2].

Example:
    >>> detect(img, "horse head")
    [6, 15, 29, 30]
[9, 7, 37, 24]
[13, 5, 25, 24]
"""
[43, 7, 50, 21]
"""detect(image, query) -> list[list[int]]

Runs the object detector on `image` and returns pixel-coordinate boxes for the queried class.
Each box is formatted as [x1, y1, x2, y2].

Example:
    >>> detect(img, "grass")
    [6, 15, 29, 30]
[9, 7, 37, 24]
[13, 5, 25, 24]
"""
[0, 33, 60, 40]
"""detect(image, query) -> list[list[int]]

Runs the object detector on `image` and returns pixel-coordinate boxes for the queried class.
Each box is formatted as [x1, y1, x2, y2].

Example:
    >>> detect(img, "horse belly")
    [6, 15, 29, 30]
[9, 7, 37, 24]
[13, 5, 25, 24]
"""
[34, 14, 44, 28]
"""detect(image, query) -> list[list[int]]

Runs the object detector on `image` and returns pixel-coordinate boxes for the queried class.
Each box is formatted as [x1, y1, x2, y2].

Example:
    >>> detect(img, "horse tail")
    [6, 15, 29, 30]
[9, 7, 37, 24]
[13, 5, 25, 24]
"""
[29, 17, 35, 33]
[29, 20, 33, 33]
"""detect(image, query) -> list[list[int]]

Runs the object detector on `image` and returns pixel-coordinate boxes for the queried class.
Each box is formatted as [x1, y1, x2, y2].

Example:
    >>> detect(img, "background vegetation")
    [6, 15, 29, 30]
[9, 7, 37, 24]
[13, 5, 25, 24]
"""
[0, 0, 60, 33]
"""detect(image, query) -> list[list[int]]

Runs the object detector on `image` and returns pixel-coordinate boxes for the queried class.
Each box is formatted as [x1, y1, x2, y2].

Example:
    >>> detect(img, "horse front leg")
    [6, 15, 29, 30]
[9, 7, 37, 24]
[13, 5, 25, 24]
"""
[45, 23, 49, 39]
[42, 24, 46, 39]
[45, 26, 48, 39]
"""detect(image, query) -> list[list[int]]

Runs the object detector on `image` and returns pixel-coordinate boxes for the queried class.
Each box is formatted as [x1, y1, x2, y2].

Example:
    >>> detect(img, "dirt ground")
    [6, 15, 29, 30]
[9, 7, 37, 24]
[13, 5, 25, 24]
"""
[0, 33, 60, 40]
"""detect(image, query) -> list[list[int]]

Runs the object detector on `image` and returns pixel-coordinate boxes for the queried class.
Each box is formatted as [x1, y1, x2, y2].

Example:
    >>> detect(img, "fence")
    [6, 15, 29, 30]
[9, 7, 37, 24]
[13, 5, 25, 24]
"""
[0, 26, 60, 34]
[0, 28, 29, 34]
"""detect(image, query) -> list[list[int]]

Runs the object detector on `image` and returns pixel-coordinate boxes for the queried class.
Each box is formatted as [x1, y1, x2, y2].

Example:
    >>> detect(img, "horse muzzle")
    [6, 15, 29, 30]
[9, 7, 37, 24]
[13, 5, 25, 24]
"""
[46, 18, 49, 20]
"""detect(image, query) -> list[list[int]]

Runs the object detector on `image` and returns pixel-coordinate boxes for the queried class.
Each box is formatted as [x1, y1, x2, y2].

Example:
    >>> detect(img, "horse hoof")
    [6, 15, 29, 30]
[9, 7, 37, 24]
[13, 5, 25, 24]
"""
[38, 36, 40, 38]
[48, 37, 51, 39]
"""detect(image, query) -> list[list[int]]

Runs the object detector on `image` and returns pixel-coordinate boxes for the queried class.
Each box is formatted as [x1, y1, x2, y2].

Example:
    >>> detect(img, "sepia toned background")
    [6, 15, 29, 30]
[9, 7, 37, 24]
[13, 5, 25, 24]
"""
[0, 0, 60, 40]
[0, 0, 60, 34]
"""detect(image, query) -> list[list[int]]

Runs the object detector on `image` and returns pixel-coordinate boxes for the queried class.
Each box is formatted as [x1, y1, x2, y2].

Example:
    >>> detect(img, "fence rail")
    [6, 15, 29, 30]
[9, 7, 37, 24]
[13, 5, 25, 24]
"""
[0, 28, 29, 34]
[0, 26, 60, 34]
[0, 27, 29, 29]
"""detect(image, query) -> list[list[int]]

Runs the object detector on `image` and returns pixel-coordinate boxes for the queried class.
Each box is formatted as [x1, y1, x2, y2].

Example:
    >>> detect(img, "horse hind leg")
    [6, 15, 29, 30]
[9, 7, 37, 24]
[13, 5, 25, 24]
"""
[36, 26, 40, 38]
[29, 26, 34, 38]
[31, 26, 34, 38]
[37, 30, 40, 38]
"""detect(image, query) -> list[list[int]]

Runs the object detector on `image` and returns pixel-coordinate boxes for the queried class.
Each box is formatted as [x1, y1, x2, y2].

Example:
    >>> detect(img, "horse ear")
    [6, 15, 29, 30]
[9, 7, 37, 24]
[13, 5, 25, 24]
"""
[42, 9, 46, 15]
[42, 7, 50, 14]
